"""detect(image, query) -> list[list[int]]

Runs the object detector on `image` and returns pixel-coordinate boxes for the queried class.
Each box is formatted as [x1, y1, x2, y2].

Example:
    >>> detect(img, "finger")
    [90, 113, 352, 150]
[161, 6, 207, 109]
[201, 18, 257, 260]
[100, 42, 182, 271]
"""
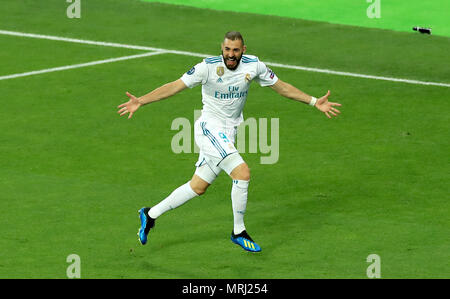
[323, 90, 331, 99]
[331, 102, 342, 107]
[325, 111, 331, 119]
[126, 92, 136, 99]
[128, 112, 133, 119]
[117, 103, 126, 108]
[331, 107, 341, 114]
[329, 110, 337, 116]
[117, 107, 127, 114]
[120, 110, 129, 116]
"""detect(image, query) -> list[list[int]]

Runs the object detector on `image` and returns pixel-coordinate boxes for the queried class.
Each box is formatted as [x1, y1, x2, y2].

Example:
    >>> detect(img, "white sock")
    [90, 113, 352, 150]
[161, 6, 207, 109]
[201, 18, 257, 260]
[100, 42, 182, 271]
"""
[231, 179, 249, 235]
[148, 181, 198, 219]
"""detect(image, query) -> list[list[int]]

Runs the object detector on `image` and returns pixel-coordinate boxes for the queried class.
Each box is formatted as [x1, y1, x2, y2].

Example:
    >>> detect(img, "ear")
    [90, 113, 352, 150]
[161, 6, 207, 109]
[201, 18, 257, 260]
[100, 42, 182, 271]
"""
[242, 45, 247, 53]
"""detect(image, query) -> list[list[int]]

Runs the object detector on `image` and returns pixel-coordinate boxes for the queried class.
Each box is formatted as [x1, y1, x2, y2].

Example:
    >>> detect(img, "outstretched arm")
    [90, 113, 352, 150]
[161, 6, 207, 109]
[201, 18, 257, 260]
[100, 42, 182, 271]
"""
[117, 79, 188, 119]
[269, 79, 341, 118]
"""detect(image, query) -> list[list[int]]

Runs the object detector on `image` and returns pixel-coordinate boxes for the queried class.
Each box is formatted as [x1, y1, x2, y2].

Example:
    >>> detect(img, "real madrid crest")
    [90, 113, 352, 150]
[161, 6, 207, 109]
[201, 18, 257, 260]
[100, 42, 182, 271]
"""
[216, 66, 224, 77]
[245, 73, 251, 83]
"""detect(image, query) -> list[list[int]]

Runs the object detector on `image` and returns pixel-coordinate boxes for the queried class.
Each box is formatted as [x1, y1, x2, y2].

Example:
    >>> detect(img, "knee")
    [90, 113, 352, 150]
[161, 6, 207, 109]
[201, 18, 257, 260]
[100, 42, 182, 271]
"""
[192, 186, 207, 196]
[241, 166, 251, 181]
[241, 164, 251, 181]
[231, 163, 251, 181]
[190, 180, 209, 196]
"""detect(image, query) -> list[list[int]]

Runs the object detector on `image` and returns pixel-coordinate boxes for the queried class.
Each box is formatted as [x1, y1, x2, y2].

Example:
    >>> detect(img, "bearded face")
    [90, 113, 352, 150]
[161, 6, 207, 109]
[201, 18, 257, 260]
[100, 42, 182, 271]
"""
[221, 38, 246, 70]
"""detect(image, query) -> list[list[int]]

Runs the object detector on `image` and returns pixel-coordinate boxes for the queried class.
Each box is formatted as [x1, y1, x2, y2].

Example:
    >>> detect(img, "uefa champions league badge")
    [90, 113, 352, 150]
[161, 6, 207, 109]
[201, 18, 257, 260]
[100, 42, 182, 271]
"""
[187, 67, 195, 75]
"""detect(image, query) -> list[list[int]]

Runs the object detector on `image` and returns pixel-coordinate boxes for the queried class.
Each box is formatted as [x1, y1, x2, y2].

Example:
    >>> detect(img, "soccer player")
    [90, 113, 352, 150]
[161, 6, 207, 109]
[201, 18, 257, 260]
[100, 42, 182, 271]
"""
[117, 31, 341, 252]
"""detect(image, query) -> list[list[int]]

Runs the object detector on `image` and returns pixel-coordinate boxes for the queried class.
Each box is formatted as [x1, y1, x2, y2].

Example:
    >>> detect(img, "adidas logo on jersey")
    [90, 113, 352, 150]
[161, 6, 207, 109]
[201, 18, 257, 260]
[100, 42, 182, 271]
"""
[217, 77, 223, 83]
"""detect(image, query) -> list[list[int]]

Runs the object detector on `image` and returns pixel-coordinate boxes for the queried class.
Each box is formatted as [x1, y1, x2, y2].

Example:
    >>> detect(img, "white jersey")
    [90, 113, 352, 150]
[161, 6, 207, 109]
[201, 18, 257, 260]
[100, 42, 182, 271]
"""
[180, 54, 278, 128]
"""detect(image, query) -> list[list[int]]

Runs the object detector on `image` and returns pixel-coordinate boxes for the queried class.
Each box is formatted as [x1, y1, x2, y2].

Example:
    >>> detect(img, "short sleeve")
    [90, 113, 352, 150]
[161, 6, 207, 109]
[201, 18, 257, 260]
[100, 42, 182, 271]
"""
[180, 61, 208, 88]
[254, 61, 278, 87]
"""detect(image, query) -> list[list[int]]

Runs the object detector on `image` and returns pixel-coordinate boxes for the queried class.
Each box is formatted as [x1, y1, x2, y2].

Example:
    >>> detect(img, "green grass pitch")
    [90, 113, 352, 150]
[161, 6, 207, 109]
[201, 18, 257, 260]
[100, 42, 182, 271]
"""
[0, 0, 449, 278]
[142, 0, 450, 37]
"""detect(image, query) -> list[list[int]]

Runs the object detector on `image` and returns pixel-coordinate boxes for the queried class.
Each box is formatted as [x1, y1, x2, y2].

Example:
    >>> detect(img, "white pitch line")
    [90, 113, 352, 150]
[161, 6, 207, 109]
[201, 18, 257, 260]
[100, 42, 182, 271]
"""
[0, 51, 165, 81]
[0, 29, 449, 88]
[265, 62, 450, 88]
[0, 29, 210, 58]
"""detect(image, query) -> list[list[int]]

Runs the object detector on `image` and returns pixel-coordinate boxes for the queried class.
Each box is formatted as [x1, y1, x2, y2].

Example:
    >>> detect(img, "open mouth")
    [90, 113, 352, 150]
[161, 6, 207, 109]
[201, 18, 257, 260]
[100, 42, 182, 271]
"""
[225, 57, 237, 67]
[222, 54, 240, 70]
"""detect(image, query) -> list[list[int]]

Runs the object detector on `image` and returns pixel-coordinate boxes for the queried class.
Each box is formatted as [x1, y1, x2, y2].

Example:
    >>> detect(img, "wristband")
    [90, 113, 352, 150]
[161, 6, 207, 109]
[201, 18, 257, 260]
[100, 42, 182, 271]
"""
[309, 96, 317, 107]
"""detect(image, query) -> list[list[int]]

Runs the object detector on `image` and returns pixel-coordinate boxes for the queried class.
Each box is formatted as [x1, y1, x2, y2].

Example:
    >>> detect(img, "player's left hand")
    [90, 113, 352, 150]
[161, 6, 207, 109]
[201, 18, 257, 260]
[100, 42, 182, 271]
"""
[315, 90, 341, 118]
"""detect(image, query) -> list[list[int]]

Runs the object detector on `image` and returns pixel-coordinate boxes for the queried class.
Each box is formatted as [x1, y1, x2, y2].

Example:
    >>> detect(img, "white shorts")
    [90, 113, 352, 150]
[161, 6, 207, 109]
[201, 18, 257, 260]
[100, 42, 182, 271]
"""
[194, 118, 245, 183]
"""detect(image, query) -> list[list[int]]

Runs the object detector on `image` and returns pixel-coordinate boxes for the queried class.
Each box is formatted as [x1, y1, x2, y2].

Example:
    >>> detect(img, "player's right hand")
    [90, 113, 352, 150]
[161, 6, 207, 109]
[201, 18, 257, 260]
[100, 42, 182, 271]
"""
[117, 92, 142, 119]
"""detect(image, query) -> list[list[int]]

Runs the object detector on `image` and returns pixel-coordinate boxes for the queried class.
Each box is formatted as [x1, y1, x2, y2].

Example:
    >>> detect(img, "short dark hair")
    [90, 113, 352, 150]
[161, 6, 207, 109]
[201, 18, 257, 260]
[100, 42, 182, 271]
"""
[224, 31, 245, 45]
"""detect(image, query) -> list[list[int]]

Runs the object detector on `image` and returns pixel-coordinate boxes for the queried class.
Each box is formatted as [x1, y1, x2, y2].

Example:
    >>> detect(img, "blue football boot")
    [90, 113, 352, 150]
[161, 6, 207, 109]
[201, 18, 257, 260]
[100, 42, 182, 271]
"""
[231, 230, 261, 252]
[137, 207, 155, 245]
